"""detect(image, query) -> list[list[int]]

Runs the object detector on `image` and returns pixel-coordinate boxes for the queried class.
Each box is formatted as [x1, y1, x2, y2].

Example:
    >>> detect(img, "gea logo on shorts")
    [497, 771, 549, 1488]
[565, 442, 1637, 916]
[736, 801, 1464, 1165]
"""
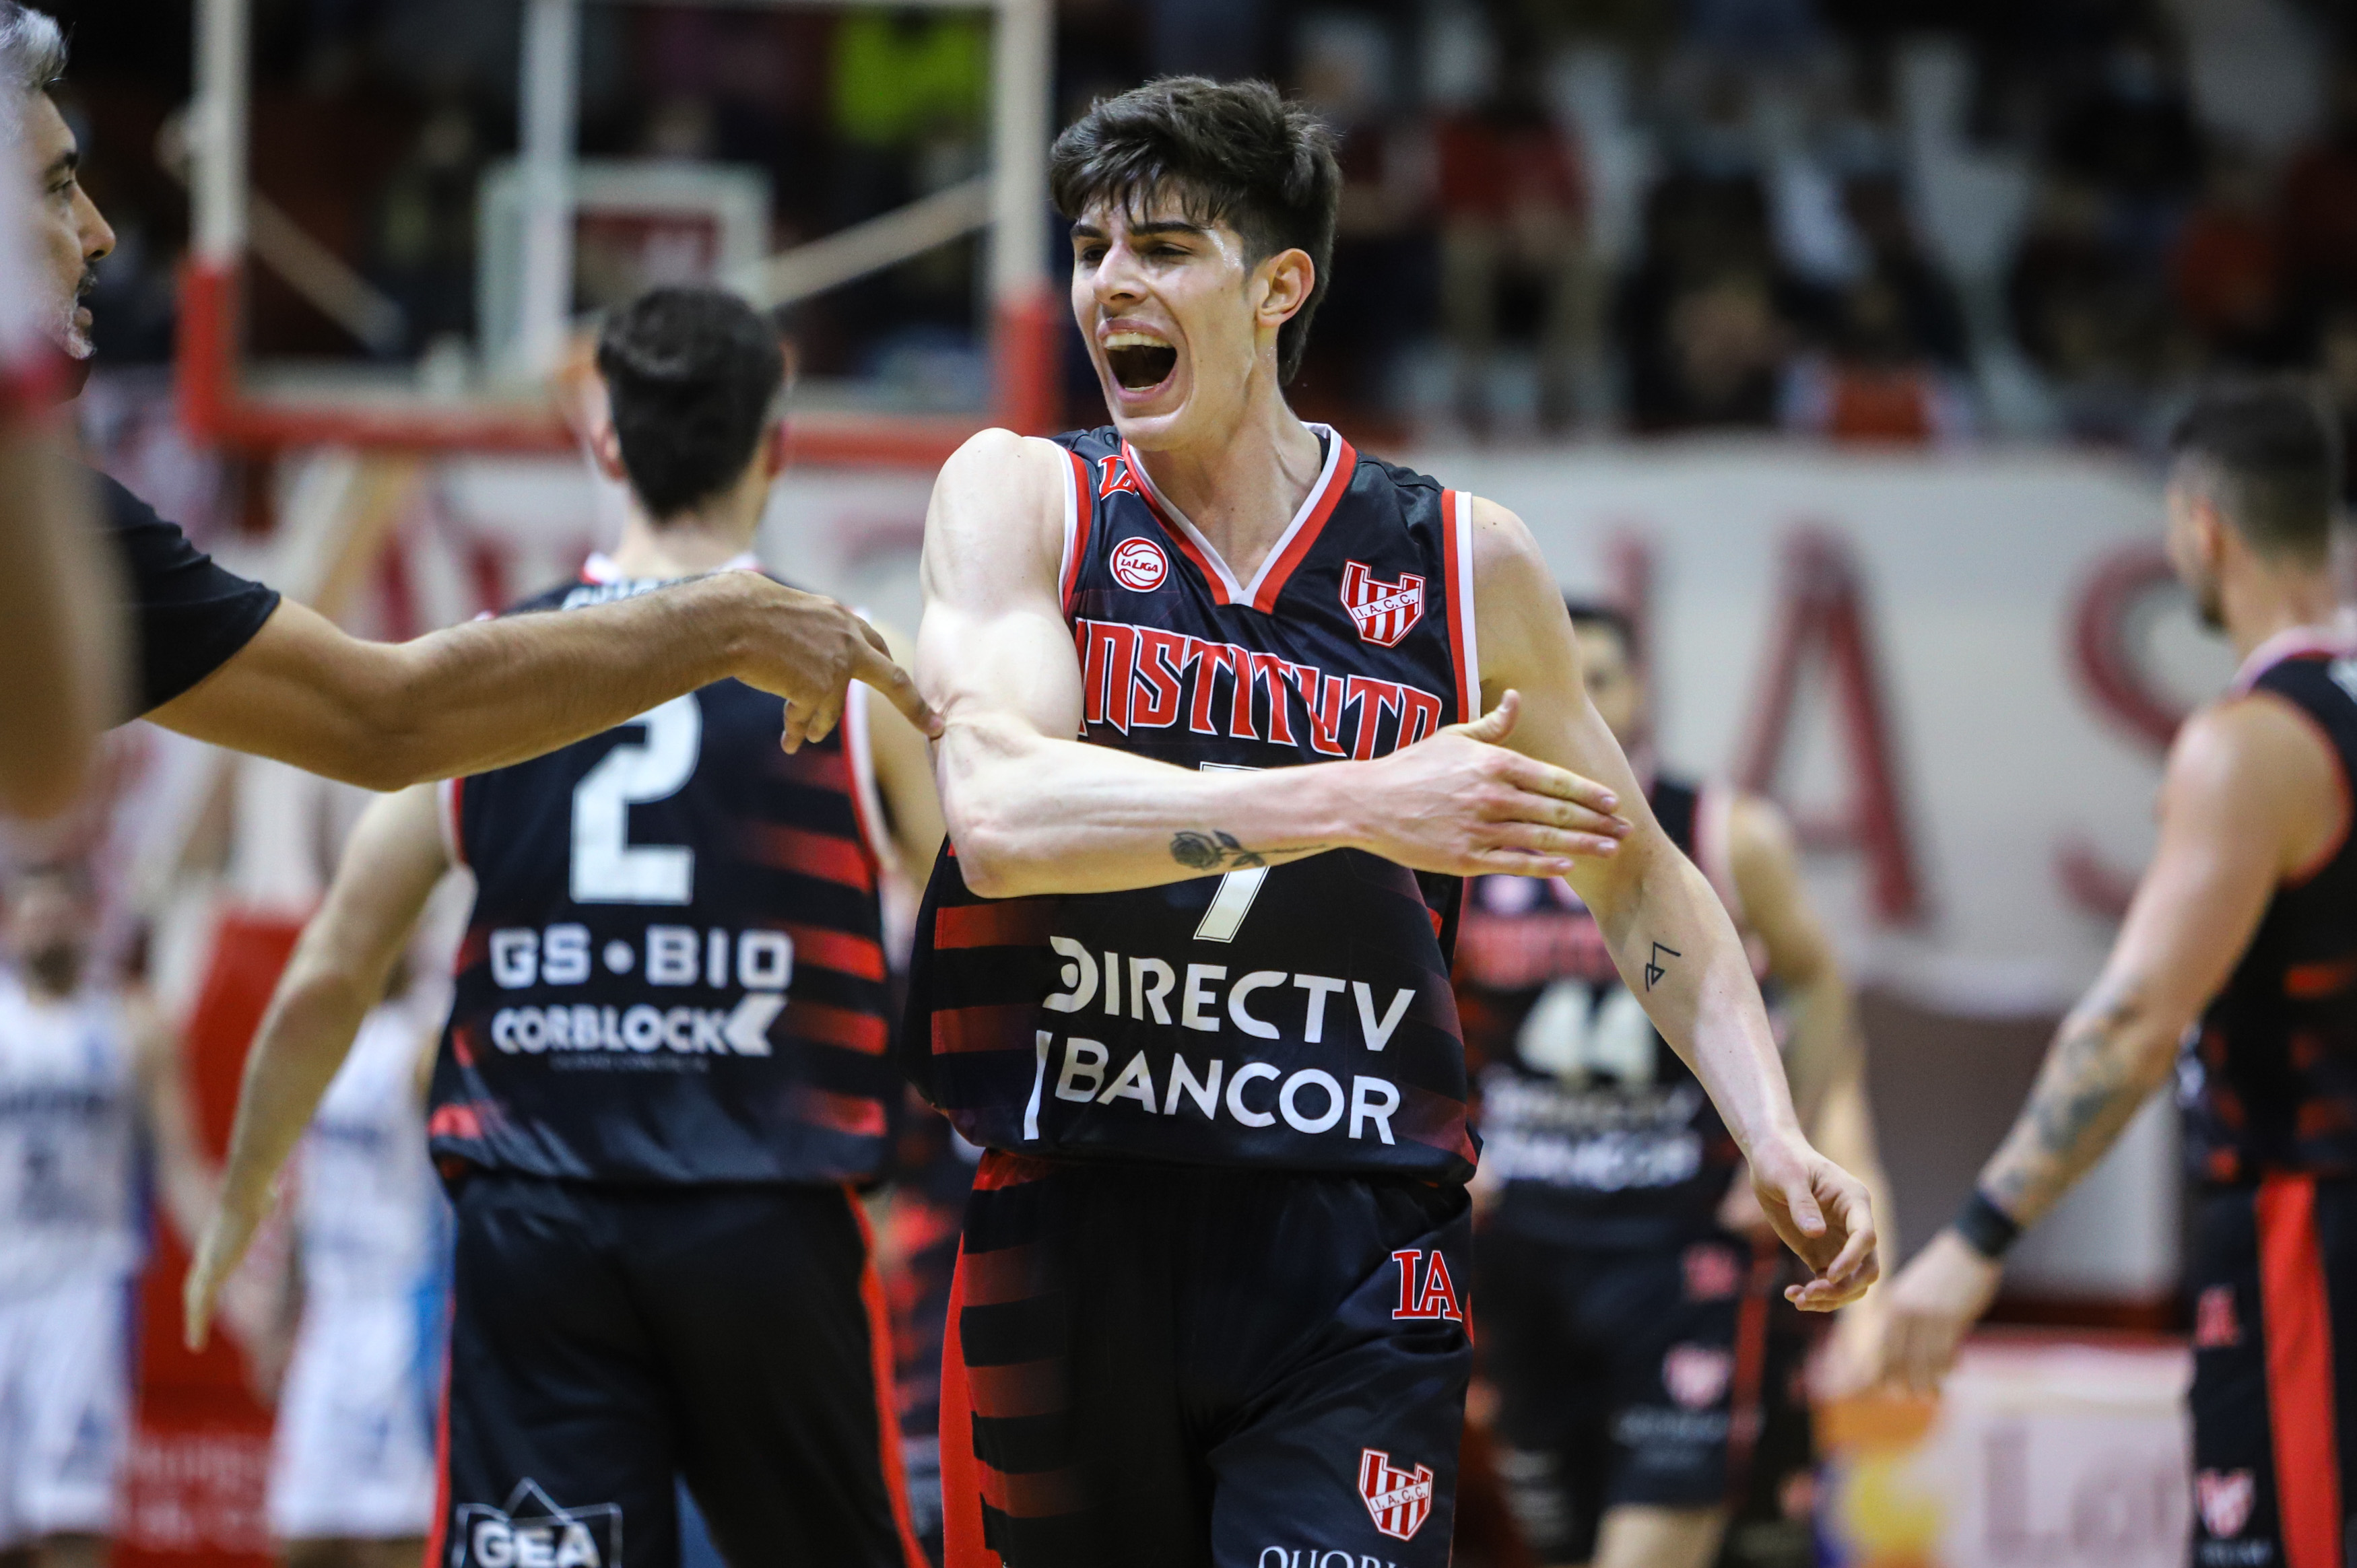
[456, 1480, 622, 1568]
[2196, 1470, 2255, 1538]
[1111, 537, 1169, 592]
[1662, 1344, 1733, 1410]
[1356, 1448, 1434, 1542]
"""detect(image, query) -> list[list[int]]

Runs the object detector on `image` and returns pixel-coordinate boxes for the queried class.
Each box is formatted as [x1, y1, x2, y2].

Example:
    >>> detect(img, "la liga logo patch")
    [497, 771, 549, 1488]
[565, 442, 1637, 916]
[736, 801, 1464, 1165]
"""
[1111, 537, 1169, 591]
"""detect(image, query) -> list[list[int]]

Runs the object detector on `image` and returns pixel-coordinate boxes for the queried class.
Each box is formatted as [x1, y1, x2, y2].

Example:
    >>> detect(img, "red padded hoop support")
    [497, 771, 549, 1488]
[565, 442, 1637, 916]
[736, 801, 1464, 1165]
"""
[176, 261, 1063, 467]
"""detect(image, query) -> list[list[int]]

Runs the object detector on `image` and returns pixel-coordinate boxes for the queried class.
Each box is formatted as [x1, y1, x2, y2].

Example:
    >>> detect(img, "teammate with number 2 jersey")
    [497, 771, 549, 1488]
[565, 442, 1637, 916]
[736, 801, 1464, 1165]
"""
[187, 289, 944, 1568]
[902, 77, 1879, 1568]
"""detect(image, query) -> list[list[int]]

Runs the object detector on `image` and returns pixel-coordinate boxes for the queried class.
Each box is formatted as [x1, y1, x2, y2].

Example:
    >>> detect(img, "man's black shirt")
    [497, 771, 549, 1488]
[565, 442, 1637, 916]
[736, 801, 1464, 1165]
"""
[97, 469, 280, 716]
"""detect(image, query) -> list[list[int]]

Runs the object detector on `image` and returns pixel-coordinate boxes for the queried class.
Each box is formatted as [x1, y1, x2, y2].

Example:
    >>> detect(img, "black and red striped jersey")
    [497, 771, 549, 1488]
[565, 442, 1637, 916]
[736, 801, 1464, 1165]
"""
[426, 557, 897, 1186]
[2183, 629, 2357, 1184]
[899, 424, 1481, 1178]
[1455, 776, 1751, 1246]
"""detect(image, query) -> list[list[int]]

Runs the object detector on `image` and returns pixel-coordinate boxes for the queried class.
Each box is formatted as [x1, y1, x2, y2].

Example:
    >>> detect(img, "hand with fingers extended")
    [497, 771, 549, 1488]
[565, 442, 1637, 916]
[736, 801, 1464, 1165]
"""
[1355, 691, 1631, 877]
[1869, 1228, 2002, 1394]
[1744, 1128, 1880, 1312]
[721, 574, 939, 752]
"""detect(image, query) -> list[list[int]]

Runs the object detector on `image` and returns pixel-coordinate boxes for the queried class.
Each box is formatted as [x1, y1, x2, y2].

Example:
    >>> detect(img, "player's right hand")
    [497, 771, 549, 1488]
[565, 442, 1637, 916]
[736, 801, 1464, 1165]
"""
[727, 576, 939, 752]
[1354, 691, 1630, 875]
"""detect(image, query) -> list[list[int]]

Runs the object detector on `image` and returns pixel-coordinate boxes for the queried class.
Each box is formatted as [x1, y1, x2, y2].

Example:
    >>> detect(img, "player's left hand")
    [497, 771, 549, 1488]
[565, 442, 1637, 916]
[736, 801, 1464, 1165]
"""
[1871, 1227, 2003, 1396]
[1746, 1131, 1878, 1312]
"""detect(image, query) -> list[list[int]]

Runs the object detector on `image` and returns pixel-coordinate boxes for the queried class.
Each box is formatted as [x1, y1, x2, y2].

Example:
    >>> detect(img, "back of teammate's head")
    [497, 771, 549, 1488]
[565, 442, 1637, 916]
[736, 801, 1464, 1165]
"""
[1049, 76, 1340, 384]
[2167, 380, 2342, 565]
[1562, 599, 1636, 657]
[595, 286, 786, 522]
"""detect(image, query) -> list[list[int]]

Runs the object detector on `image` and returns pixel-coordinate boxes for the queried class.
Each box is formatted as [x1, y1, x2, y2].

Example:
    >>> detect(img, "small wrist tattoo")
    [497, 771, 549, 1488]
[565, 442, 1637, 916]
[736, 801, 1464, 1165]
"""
[1644, 941, 1682, 990]
[1170, 829, 1269, 872]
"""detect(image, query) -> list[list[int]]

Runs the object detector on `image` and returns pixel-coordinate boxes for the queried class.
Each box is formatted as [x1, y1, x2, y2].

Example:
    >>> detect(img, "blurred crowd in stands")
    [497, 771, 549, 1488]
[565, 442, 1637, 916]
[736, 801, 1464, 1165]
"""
[38, 0, 2357, 465]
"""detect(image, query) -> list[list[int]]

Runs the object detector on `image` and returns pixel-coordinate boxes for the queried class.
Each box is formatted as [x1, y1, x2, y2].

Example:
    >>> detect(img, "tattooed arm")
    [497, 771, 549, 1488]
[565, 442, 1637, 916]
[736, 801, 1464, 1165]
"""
[1876, 693, 2343, 1392]
[916, 430, 1630, 897]
[1469, 498, 1877, 1308]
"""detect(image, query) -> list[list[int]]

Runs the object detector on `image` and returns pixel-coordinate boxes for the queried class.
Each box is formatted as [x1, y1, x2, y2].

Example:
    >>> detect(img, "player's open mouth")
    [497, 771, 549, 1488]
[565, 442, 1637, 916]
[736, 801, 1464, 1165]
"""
[1104, 331, 1177, 391]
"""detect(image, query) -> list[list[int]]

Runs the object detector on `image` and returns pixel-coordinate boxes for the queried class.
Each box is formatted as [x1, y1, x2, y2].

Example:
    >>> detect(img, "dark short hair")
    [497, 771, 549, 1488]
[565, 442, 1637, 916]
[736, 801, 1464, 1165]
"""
[1562, 598, 1636, 653]
[1049, 76, 1340, 385]
[595, 287, 786, 520]
[2168, 380, 2342, 560]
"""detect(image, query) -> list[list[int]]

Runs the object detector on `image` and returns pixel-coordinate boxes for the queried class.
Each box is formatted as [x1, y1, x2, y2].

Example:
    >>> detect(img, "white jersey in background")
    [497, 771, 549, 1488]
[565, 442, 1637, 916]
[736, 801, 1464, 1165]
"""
[269, 996, 449, 1544]
[0, 971, 139, 1291]
[0, 969, 141, 1547]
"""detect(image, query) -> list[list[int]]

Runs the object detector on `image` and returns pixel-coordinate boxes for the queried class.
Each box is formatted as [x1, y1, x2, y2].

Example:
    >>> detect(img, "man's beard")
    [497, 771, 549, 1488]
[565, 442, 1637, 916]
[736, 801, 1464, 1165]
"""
[22, 941, 81, 997]
[51, 265, 96, 360]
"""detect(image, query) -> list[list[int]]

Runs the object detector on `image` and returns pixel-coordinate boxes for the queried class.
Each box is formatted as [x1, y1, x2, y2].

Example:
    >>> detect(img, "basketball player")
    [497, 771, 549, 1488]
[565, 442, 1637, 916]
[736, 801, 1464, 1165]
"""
[186, 286, 943, 1568]
[898, 77, 1877, 1568]
[266, 965, 449, 1568]
[1873, 382, 2357, 1568]
[1459, 601, 1892, 1568]
[1, 2, 928, 793]
[0, 864, 210, 1568]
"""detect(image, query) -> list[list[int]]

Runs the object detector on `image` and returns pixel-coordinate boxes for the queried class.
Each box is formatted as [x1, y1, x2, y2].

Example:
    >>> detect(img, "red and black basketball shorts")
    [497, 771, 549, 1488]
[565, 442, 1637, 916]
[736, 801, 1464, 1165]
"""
[431, 1172, 926, 1568]
[2189, 1175, 2357, 1568]
[939, 1153, 1474, 1568]
[1475, 1224, 1790, 1564]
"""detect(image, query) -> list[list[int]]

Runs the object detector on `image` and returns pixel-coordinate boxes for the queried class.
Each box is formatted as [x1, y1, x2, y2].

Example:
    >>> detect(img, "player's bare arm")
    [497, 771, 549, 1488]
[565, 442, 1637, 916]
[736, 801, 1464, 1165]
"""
[185, 782, 451, 1349]
[1469, 495, 1876, 1309]
[148, 569, 933, 791]
[862, 621, 947, 877]
[1878, 693, 2336, 1391]
[0, 434, 118, 817]
[919, 428, 1630, 898]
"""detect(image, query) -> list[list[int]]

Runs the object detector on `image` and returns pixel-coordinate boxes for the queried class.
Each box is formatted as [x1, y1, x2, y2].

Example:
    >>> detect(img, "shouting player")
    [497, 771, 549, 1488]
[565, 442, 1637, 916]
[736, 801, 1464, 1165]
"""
[1874, 382, 2357, 1568]
[185, 287, 943, 1568]
[1457, 601, 1890, 1568]
[900, 77, 1878, 1568]
[3, 2, 928, 799]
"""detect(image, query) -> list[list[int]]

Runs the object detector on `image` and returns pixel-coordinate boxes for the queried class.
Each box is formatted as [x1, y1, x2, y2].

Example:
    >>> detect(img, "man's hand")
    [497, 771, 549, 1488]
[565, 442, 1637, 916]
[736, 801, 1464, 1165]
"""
[183, 1186, 267, 1351]
[1746, 1130, 1879, 1311]
[729, 577, 938, 751]
[1354, 692, 1630, 876]
[1872, 1228, 2003, 1394]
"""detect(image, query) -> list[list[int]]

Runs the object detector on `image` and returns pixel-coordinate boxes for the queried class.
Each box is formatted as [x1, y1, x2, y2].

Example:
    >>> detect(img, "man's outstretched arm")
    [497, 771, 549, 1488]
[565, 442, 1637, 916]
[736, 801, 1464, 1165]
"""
[150, 570, 932, 790]
[1875, 694, 2335, 1391]
[184, 783, 451, 1348]
[1471, 498, 1875, 1309]
[919, 430, 1629, 897]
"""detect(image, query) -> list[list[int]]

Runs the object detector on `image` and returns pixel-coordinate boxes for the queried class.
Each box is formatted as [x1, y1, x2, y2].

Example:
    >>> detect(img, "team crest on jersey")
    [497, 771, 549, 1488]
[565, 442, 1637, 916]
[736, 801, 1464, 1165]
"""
[455, 1480, 621, 1568]
[1111, 537, 1170, 592]
[2197, 1470, 2255, 1538]
[1357, 1448, 1435, 1541]
[1340, 559, 1425, 647]
[1663, 1344, 1733, 1409]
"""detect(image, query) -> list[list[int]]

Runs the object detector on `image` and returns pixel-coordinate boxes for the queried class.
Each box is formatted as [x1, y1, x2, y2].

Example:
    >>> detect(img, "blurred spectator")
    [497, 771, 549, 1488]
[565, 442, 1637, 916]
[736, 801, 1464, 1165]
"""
[1842, 170, 1968, 368]
[1783, 271, 1974, 443]
[1434, 52, 1595, 433]
[369, 102, 481, 360]
[2280, 53, 2357, 315]
[1290, 11, 1435, 428]
[1653, 267, 1789, 430]
[2045, 29, 2201, 213]
[1619, 168, 1805, 432]
[2007, 174, 2175, 442]
[2170, 141, 2288, 367]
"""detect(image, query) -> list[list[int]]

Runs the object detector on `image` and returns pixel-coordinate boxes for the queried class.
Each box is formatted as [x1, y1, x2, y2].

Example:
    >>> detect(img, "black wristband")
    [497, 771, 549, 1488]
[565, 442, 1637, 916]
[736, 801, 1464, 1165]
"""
[1951, 1188, 2024, 1260]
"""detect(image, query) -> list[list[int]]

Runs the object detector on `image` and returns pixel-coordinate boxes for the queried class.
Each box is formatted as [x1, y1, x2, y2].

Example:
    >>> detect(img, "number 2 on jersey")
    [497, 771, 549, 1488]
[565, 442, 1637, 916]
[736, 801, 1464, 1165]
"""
[571, 695, 702, 905]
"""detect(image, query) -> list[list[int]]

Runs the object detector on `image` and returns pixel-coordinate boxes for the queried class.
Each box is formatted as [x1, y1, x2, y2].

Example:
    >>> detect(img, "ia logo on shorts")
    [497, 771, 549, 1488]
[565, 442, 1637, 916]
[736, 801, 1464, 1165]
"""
[456, 1480, 622, 1568]
[1356, 1448, 1434, 1542]
[2196, 1470, 2255, 1538]
[1111, 537, 1169, 591]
